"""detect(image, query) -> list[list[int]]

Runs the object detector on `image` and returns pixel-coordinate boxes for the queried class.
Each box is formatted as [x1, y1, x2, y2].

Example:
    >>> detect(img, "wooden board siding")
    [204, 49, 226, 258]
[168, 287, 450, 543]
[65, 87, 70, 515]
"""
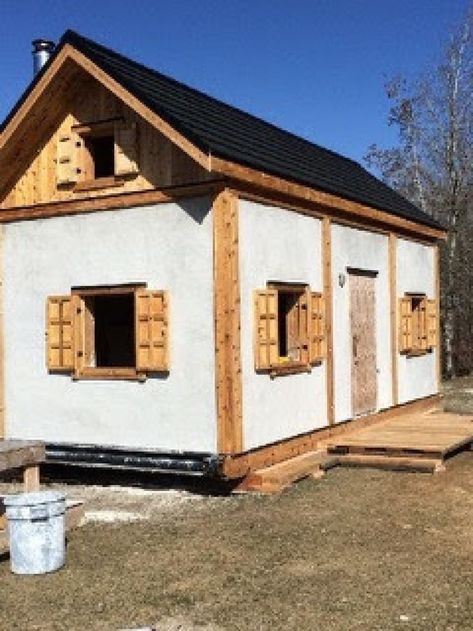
[349, 272, 377, 416]
[1, 73, 213, 209]
[213, 190, 243, 454]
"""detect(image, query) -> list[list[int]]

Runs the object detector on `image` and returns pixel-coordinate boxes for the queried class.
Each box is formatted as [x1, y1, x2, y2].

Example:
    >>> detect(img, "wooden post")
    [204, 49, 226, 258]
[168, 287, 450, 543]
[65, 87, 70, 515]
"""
[389, 233, 398, 406]
[322, 217, 335, 424]
[0, 225, 4, 439]
[435, 244, 441, 389]
[213, 189, 243, 454]
[23, 465, 40, 492]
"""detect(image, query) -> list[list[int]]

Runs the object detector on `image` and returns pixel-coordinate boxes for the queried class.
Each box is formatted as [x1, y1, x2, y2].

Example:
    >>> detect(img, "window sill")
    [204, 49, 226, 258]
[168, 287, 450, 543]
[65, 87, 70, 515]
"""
[404, 349, 433, 358]
[269, 362, 312, 378]
[73, 368, 146, 381]
[73, 177, 126, 192]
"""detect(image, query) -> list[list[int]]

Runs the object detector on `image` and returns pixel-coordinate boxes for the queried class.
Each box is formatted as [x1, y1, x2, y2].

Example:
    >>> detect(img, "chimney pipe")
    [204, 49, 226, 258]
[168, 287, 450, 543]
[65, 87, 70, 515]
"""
[32, 39, 55, 75]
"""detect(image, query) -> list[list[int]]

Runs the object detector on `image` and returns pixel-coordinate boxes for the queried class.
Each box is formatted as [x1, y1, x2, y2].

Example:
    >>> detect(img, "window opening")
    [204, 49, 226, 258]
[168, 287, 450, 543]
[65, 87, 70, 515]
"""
[410, 295, 426, 351]
[86, 293, 135, 368]
[277, 290, 303, 361]
[85, 135, 115, 179]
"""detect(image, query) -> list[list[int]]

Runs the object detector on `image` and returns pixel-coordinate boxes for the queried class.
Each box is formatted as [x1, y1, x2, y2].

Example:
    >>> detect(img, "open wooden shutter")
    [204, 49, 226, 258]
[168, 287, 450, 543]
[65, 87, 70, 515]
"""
[254, 290, 278, 370]
[308, 291, 326, 364]
[114, 123, 139, 176]
[135, 290, 169, 372]
[426, 299, 438, 349]
[399, 297, 413, 353]
[56, 133, 78, 185]
[46, 296, 75, 371]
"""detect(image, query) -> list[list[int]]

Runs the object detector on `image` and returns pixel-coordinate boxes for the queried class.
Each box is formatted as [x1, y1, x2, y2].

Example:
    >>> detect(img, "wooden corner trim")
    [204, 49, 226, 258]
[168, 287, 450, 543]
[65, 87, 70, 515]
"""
[0, 225, 4, 438]
[322, 217, 335, 425]
[213, 157, 446, 241]
[389, 234, 398, 406]
[0, 45, 74, 150]
[213, 189, 243, 454]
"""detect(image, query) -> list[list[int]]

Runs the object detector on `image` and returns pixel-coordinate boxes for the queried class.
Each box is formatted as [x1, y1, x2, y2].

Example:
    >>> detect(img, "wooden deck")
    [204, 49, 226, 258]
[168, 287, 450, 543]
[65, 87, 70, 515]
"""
[326, 410, 473, 471]
[238, 408, 473, 492]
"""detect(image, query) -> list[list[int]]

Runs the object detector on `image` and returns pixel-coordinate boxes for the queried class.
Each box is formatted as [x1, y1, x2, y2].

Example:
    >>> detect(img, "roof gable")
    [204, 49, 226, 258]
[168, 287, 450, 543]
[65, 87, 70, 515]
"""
[1, 29, 442, 232]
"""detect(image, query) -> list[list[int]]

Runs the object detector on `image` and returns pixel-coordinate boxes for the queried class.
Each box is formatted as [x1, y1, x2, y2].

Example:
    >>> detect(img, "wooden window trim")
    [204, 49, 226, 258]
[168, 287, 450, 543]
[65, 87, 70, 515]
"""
[71, 283, 145, 296]
[254, 282, 325, 377]
[73, 176, 125, 192]
[72, 284, 142, 381]
[73, 367, 146, 381]
[400, 293, 436, 357]
[64, 118, 139, 192]
[47, 283, 170, 381]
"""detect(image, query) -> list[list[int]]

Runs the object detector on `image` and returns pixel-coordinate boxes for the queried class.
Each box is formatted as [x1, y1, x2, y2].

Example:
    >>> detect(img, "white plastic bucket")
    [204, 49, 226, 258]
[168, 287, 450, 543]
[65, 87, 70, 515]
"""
[3, 491, 66, 575]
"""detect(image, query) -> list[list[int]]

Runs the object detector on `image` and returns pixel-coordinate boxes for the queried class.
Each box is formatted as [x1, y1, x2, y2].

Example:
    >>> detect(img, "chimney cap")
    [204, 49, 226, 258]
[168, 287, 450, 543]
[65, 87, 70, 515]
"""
[32, 39, 55, 53]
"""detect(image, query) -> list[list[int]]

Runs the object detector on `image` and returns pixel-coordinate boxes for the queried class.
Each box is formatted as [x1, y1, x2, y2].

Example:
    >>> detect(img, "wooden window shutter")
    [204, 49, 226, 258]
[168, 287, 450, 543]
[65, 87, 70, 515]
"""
[308, 291, 326, 364]
[114, 123, 139, 176]
[254, 290, 278, 370]
[399, 297, 413, 353]
[135, 290, 169, 372]
[56, 133, 78, 185]
[46, 296, 75, 371]
[426, 299, 438, 349]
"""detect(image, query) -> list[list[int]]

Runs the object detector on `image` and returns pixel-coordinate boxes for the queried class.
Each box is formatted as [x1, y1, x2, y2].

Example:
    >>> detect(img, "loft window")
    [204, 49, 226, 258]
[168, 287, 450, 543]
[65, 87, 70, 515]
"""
[84, 135, 115, 179]
[46, 285, 169, 379]
[56, 119, 139, 190]
[254, 283, 326, 375]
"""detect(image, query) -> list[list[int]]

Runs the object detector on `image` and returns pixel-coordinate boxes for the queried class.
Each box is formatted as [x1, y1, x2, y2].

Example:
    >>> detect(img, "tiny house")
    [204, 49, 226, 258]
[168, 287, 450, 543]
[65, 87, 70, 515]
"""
[0, 31, 446, 479]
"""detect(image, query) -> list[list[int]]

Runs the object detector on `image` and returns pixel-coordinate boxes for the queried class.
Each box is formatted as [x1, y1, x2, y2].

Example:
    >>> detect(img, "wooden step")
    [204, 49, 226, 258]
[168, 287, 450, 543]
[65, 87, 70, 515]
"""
[334, 454, 445, 474]
[236, 450, 329, 493]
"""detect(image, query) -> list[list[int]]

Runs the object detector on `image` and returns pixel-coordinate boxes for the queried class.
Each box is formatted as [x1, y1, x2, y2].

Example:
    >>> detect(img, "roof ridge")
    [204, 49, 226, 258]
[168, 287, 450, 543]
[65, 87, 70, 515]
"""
[62, 30, 364, 169]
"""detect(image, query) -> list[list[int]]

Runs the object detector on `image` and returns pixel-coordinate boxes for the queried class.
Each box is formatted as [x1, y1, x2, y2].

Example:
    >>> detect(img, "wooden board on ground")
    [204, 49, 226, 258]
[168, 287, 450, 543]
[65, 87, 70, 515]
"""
[0, 440, 45, 473]
[236, 450, 330, 494]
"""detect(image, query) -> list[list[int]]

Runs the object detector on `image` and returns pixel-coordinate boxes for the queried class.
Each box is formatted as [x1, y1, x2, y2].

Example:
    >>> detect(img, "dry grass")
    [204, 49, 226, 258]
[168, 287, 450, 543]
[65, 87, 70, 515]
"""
[1, 448, 473, 630]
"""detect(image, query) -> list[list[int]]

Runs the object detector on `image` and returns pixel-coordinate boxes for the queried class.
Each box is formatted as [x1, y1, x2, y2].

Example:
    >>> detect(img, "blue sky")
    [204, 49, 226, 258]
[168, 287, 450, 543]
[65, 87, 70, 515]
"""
[0, 0, 469, 164]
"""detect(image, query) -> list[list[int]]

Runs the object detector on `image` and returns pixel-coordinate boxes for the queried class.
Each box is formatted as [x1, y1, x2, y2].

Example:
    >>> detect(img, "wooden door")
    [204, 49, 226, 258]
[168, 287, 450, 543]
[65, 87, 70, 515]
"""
[349, 271, 377, 417]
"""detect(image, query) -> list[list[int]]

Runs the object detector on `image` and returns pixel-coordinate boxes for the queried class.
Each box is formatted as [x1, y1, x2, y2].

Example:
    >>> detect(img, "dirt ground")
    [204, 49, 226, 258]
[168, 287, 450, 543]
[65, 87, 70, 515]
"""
[1, 453, 472, 630]
[1, 381, 473, 630]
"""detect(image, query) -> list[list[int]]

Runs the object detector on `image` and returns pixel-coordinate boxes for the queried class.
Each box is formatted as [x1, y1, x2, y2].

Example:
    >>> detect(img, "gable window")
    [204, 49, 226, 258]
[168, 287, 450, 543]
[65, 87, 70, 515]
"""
[254, 283, 326, 376]
[46, 285, 169, 380]
[399, 294, 437, 356]
[56, 118, 139, 191]
[84, 134, 115, 179]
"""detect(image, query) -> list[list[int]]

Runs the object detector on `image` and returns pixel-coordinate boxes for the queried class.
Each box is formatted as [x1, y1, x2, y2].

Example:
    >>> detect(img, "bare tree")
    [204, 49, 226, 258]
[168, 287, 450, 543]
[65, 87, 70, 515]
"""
[365, 7, 473, 378]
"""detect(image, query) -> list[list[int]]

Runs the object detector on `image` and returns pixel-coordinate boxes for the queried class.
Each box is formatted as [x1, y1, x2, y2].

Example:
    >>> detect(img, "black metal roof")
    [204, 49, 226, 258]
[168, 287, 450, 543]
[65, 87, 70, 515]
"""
[1, 30, 442, 230]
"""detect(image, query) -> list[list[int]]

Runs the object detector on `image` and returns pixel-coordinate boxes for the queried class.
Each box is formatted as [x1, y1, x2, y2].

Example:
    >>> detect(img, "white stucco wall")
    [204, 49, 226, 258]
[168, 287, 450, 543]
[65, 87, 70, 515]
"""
[397, 238, 437, 403]
[239, 200, 327, 451]
[3, 198, 217, 453]
[331, 224, 392, 422]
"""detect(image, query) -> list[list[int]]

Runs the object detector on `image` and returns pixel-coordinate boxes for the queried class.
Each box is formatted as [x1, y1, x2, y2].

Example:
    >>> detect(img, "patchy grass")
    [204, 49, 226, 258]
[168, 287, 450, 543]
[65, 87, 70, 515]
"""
[1, 450, 473, 630]
[443, 375, 473, 414]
